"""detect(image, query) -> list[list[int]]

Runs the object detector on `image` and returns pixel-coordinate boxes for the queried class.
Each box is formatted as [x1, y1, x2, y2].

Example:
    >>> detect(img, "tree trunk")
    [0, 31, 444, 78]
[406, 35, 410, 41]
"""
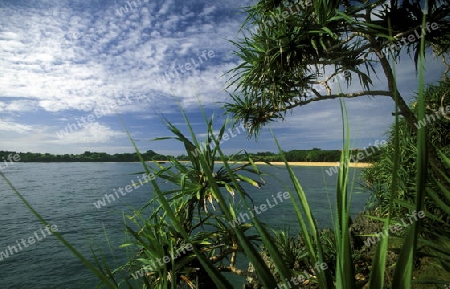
[378, 53, 449, 187]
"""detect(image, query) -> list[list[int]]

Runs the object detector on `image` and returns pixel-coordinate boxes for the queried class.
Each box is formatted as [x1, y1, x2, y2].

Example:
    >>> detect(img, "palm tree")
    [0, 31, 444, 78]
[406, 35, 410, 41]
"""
[225, 0, 450, 176]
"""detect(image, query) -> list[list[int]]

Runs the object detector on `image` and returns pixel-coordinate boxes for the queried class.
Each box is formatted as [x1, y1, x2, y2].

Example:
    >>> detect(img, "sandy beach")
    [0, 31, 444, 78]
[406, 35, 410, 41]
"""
[254, 161, 372, 168]
[159, 161, 372, 168]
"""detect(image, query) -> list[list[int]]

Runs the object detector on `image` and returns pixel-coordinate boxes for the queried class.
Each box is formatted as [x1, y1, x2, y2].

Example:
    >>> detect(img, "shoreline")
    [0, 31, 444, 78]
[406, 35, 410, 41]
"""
[253, 161, 372, 168]
[155, 161, 372, 168]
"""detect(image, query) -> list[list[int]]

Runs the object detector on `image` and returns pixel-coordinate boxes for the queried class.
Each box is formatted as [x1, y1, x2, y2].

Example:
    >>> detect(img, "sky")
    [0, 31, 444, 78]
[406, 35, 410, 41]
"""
[0, 0, 447, 156]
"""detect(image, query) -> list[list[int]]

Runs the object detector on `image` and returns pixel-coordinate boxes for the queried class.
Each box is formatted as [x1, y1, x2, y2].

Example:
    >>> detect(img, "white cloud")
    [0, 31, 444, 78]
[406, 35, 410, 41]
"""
[0, 0, 242, 116]
[199, 6, 216, 17]
[0, 0, 445, 154]
[0, 120, 34, 134]
[51, 122, 124, 144]
[1, 100, 40, 113]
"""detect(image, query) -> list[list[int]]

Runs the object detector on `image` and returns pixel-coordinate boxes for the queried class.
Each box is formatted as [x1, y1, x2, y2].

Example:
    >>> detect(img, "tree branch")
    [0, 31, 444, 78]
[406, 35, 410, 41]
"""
[277, 90, 392, 113]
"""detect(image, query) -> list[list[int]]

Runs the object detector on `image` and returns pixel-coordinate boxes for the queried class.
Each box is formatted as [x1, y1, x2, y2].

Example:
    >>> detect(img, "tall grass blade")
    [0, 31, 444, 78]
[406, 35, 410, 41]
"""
[271, 131, 333, 288]
[334, 98, 355, 289]
[368, 18, 402, 288]
[392, 13, 428, 288]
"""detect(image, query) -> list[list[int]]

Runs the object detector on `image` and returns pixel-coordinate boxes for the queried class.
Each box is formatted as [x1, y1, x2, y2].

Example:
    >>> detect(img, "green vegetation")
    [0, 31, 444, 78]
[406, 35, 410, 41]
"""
[178, 147, 383, 162]
[361, 79, 450, 280]
[0, 147, 382, 163]
[224, 0, 449, 184]
[363, 80, 450, 221]
[2, 0, 449, 288]
[0, 150, 166, 162]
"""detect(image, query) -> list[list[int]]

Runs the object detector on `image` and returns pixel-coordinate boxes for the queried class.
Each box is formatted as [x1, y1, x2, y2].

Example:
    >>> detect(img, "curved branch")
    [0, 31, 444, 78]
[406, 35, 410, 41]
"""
[261, 90, 392, 119]
[283, 90, 391, 110]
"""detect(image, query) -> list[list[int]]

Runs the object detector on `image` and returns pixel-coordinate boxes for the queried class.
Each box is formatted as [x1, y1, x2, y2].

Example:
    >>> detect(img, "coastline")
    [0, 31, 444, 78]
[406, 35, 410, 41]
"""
[155, 161, 372, 168]
[252, 161, 372, 168]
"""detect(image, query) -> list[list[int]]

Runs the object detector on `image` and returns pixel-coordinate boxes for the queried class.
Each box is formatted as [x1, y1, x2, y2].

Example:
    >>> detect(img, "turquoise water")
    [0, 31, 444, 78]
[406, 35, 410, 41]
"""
[0, 163, 369, 288]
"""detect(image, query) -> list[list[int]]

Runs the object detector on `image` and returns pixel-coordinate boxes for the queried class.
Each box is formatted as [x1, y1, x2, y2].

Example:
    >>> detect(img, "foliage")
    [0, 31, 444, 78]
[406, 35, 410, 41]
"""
[1, 147, 383, 163]
[109, 113, 275, 288]
[224, 0, 450, 145]
[3, 2, 450, 288]
[362, 80, 450, 232]
[0, 150, 167, 162]
[0, 146, 380, 162]
[4, 94, 450, 288]
[362, 79, 450, 283]
[5, 94, 450, 287]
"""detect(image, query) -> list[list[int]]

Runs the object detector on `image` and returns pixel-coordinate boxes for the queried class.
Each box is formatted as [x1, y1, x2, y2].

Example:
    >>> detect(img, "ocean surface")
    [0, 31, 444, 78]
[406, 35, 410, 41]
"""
[0, 162, 370, 288]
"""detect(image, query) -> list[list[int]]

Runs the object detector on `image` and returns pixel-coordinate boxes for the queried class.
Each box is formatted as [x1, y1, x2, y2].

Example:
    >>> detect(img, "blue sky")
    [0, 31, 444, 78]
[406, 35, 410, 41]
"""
[0, 0, 446, 156]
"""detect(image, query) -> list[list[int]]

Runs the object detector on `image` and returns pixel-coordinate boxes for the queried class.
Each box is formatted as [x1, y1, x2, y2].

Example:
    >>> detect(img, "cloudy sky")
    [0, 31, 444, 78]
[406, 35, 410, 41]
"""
[0, 0, 446, 156]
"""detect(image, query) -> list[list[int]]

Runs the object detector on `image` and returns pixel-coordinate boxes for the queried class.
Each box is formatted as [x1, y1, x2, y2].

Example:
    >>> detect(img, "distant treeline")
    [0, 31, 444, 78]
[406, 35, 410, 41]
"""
[0, 150, 165, 162]
[0, 147, 383, 163]
[173, 147, 383, 162]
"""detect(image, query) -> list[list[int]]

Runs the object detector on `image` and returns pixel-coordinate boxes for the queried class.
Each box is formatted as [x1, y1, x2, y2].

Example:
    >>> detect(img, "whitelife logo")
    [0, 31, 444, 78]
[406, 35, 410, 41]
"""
[115, 0, 148, 16]
[0, 225, 58, 262]
[154, 50, 216, 85]
[228, 191, 291, 228]
[190, 122, 252, 158]
[0, 153, 21, 171]
[414, 104, 450, 129]
[325, 139, 387, 177]
[93, 173, 156, 208]
[363, 210, 425, 247]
